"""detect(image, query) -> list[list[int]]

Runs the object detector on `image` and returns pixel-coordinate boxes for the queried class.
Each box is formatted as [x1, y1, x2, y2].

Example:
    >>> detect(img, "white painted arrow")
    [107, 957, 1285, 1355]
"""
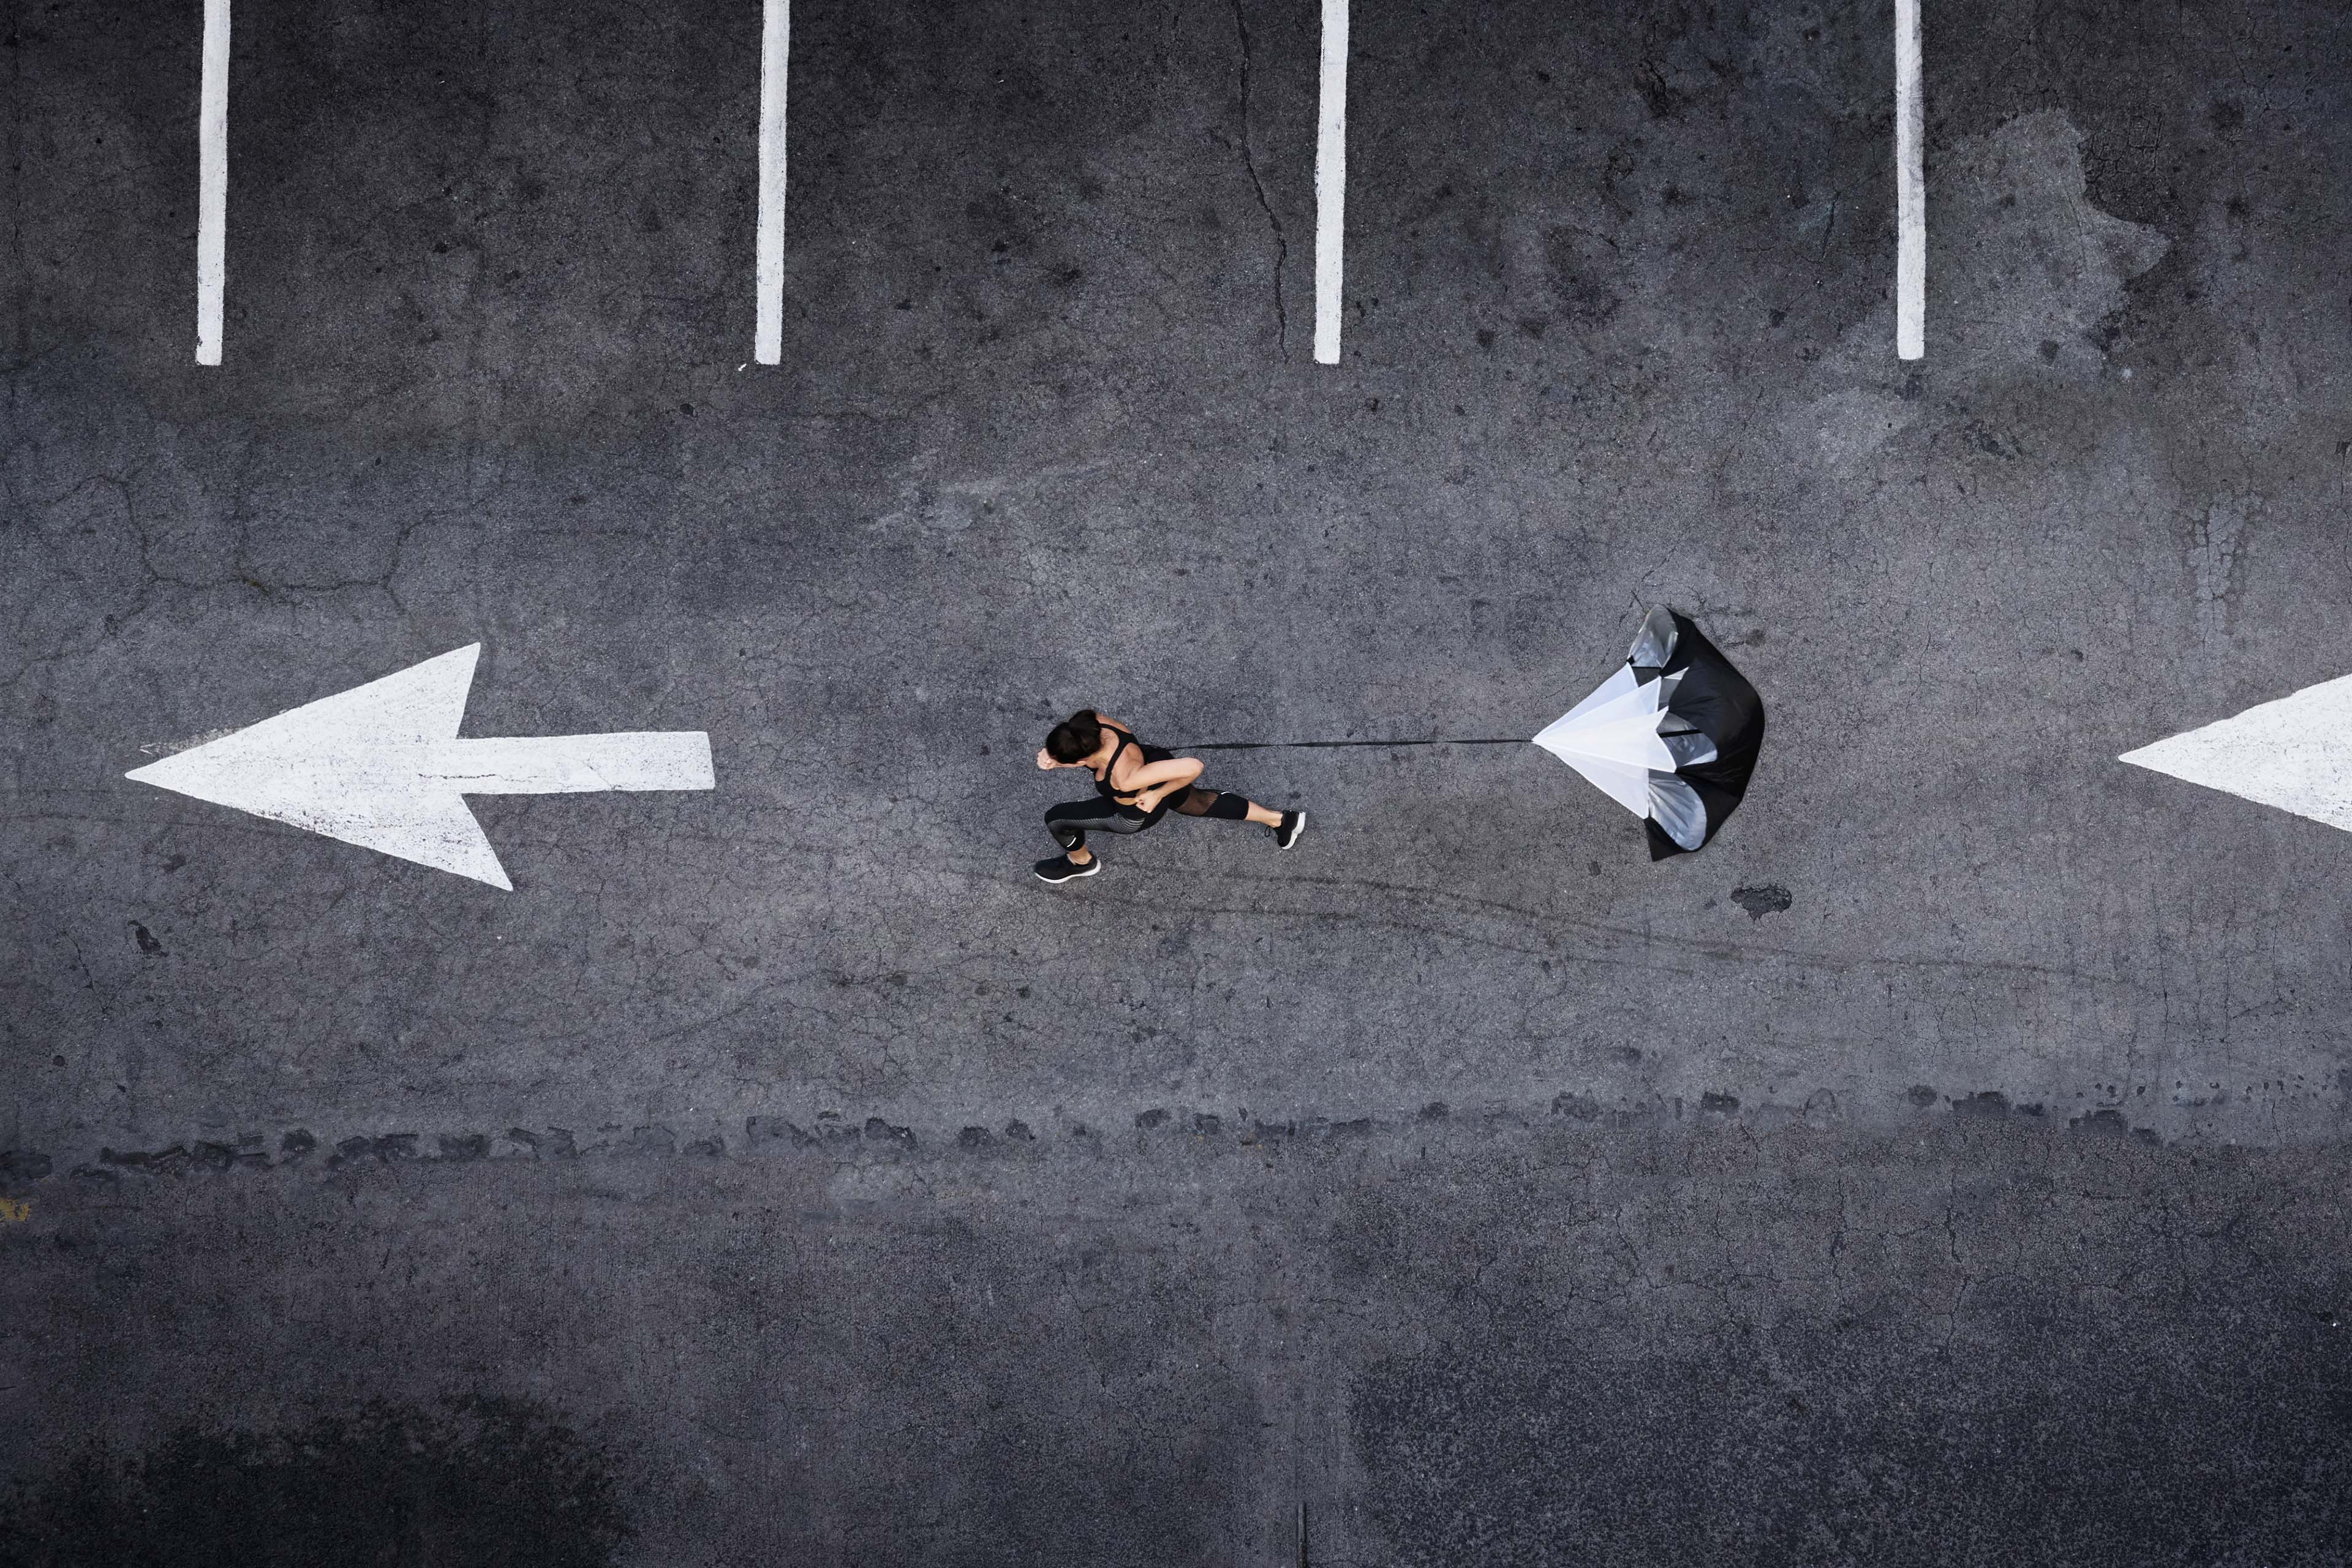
[126, 644, 714, 889]
[2119, 674, 2352, 834]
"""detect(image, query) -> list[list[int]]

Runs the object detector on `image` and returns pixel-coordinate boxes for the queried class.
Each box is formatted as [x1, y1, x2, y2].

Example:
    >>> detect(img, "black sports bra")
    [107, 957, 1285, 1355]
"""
[1094, 723, 1174, 805]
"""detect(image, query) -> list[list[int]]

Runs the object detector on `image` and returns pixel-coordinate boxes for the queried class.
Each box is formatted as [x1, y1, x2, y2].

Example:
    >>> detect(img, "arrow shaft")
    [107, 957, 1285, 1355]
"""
[426, 733, 714, 794]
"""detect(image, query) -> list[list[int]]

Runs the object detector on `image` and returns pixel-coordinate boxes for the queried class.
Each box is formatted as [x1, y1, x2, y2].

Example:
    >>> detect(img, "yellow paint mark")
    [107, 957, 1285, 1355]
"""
[0, 1199, 30, 1223]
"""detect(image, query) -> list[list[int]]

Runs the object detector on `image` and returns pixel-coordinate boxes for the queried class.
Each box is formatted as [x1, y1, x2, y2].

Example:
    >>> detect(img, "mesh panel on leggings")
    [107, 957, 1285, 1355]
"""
[1175, 788, 1250, 820]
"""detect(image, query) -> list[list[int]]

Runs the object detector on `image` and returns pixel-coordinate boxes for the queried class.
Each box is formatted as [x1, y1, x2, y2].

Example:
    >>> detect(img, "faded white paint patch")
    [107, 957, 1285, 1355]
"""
[1728, 111, 2170, 504]
[137, 728, 241, 758]
[869, 458, 1114, 536]
[2191, 492, 2256, 647]
[1928, 110, 2168, 373]
[1794, 388, 1915, 469]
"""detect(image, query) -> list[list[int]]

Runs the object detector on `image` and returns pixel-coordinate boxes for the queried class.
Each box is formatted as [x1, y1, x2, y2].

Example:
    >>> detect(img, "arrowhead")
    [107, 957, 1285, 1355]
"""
[2119, 673, 2352, 834]
[127, 645, 514, 889]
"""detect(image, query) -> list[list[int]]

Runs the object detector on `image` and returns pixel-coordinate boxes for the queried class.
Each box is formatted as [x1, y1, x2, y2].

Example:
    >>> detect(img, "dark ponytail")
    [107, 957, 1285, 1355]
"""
[1044, 710, 1104, 763]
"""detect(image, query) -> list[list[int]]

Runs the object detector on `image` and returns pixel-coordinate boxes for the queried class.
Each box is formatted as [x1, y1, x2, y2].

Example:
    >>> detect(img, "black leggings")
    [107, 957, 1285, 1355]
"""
[1047, 785, 1251, 853]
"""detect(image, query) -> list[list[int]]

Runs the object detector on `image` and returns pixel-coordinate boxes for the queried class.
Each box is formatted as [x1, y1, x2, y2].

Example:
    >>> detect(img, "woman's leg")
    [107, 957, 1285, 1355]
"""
[1044, 800, 1152, 865]
[1172, 786, 1283, 828]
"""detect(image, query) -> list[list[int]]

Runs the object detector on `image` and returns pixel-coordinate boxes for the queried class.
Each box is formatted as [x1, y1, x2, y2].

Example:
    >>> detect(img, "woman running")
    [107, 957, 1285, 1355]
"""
[1032, 708, 1305, 883]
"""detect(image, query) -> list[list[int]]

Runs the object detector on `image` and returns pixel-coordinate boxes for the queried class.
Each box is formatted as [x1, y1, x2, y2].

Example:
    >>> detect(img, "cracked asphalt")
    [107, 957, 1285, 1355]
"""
[6, 0, 2352, 1561]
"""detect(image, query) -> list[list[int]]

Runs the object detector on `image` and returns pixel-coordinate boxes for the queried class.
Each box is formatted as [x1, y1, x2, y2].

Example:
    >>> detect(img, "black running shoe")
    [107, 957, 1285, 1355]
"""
[1034, 854, 1101, 884]
[1275, 810, 1306, 850]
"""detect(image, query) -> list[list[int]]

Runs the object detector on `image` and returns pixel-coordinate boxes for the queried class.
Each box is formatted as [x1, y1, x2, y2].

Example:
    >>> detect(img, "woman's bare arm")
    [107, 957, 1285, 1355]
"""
[1126, 756, 1204, 790]
[1125, 756, 1205, 810]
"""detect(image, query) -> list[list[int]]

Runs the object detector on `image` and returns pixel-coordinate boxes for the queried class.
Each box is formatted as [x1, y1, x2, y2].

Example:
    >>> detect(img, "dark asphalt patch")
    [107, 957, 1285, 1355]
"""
[0, 1398, 631, 1568]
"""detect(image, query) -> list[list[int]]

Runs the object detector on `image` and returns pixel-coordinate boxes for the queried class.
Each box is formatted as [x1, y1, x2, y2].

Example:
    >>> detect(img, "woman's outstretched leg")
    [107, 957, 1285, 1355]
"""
[1174, 788, 1305, 848]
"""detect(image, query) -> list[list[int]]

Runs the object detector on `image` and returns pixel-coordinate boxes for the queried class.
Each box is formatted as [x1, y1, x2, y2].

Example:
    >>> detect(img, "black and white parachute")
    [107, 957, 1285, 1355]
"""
[1533, 608, 1766, 859]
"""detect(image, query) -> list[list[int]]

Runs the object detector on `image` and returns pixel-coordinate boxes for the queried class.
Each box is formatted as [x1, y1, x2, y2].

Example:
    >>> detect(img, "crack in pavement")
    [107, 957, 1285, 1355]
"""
[1229, 0, 1289, 353]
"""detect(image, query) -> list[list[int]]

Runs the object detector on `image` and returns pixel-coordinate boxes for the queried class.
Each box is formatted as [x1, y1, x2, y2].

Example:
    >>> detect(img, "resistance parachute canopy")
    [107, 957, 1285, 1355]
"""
[1533, 607, 1766, 860]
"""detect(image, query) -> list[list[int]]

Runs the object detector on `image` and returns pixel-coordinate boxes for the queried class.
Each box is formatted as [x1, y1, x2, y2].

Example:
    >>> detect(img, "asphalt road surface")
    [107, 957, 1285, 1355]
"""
[6, 0, 2351, 1562]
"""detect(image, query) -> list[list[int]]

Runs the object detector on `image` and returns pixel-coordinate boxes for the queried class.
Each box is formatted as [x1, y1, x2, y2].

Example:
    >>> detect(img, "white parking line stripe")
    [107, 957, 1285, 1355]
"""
[1312, 0, 1348, 366]
[1894, 0, 1924, 360]
[754, 0, 790, 366]
[195, 0, 230, 366]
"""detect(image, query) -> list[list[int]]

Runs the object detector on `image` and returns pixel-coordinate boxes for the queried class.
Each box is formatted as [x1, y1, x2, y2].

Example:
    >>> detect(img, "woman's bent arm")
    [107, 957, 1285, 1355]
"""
[1128, 757, 1205, 791]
